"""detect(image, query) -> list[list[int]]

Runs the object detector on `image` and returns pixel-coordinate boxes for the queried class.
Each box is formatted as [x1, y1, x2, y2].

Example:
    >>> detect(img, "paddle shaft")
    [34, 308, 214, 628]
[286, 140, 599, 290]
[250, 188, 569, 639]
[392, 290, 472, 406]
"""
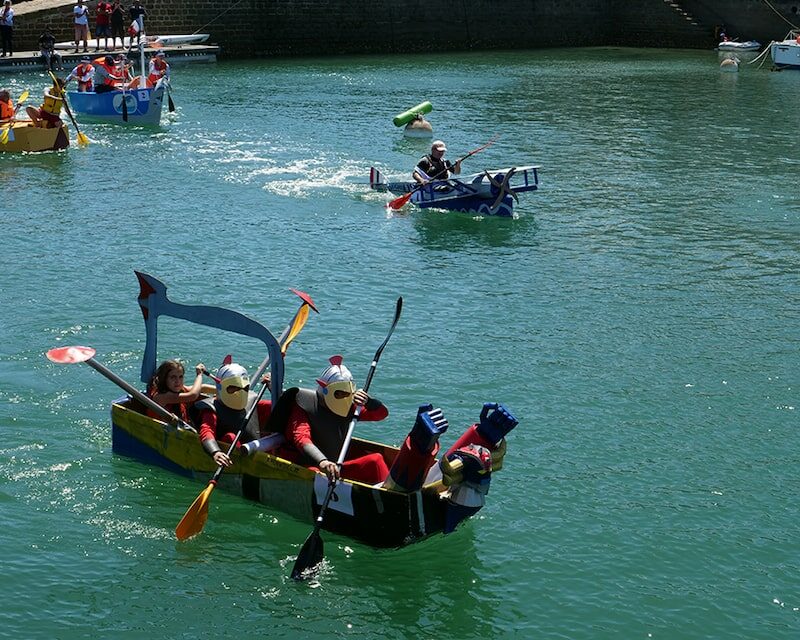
[82, 355, 192, 430]
[48, 70, 87, 142]
[252, 294, 317, 383]
[207, 380, 269, 485]
[314, 298, 402, 525]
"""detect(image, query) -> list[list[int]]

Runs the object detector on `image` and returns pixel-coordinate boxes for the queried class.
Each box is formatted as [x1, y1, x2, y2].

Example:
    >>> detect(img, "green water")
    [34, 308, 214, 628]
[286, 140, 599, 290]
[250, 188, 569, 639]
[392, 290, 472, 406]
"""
[2, 47, 799, 639]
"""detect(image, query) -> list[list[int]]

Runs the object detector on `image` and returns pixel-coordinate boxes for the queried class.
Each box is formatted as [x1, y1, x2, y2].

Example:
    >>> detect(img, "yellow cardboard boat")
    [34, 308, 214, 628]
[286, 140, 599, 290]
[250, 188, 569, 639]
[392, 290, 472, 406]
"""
[0, 121, 69, 153]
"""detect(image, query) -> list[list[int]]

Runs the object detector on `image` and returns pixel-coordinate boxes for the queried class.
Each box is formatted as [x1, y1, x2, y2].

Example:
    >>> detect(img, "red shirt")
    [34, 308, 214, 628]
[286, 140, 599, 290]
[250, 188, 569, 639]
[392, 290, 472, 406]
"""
[96, 1, 111, 25]
[199, 400, 272, 445]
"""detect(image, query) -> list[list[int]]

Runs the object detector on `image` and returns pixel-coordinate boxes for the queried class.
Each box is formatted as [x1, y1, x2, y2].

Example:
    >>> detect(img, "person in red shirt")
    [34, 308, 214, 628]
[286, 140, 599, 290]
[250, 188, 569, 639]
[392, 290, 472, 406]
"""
[284, 355, 389, 485]
[195, 360, 272, 468]
[94, 0, 112, 51]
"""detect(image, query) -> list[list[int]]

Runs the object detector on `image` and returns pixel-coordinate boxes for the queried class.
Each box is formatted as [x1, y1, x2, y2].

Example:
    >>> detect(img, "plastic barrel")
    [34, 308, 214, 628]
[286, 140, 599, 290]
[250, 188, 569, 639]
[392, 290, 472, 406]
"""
[393, 101, 433, 127]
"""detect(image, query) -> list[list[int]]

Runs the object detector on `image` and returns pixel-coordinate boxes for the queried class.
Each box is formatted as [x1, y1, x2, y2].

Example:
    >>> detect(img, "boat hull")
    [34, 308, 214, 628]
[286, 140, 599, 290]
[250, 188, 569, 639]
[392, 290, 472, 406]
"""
[771, 38, 800, 69]
[372, 165, 541, 217]
[717, 40, 760, 52]
[0, 122, 69, 152]
[110, 399, 452, 548]
[68, 84, 165, 125]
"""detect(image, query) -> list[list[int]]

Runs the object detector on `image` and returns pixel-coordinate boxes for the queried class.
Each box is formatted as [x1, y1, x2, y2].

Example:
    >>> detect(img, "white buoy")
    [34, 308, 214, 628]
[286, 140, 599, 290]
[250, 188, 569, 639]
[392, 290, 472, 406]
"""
[720, 56, 739, 72]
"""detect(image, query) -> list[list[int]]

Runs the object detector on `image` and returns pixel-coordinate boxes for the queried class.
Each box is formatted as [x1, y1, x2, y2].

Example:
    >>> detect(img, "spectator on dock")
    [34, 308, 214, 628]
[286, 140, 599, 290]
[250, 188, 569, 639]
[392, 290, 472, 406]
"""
[111, 1, 126, 49]
[72, 0, 90, 53]
[0, 0, 13, 58]
[94, 0, 113, 51]
[39, 29, 63, 71]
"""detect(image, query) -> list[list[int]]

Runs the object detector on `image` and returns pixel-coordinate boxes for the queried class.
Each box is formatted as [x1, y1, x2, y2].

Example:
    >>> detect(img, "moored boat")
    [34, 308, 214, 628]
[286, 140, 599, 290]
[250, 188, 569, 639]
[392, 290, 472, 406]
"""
[55, 34, 210, 50]
[0, 120, 69, 152]
[770, 31, 800, 70]
[60, 271, 518, 549]
[717, 40, 760, 52]
[370, 165, 541, 217]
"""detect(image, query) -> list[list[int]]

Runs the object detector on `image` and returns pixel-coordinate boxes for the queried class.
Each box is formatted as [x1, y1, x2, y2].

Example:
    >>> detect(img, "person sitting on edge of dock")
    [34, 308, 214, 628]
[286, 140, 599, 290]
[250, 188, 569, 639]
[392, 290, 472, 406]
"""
[39, 29, 63, 71]
[65, 56, 95, 91]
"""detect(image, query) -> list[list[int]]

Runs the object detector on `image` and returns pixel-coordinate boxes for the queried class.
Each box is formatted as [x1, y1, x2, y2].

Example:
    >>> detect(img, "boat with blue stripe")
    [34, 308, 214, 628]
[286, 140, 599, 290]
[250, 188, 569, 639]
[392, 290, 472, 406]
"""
[68, 80, 166, 125]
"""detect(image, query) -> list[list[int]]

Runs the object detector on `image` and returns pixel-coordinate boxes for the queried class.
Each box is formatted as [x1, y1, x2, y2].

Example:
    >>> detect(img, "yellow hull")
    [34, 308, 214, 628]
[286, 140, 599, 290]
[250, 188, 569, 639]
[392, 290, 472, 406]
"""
[0, 121, 70, 153]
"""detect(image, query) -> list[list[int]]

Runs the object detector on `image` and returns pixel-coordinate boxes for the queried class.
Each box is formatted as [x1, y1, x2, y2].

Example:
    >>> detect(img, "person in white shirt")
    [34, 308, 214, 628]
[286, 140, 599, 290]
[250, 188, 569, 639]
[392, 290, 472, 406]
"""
[72, 0, 90, 53]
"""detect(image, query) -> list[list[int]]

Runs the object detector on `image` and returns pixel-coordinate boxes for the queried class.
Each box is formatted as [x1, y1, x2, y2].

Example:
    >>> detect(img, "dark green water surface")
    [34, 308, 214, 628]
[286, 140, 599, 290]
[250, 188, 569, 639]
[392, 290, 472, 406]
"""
[1, 47, 799, 639]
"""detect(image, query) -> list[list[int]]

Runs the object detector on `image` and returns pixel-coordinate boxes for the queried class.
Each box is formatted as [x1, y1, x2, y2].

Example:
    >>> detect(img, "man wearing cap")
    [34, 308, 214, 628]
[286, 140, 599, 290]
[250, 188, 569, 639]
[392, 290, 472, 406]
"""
[413, 139, 461, 184]
[195, 360, 272, 468]
[65, 56, 95, 91]
[147, 50, 169, 85]
[283, 355, 390, 485]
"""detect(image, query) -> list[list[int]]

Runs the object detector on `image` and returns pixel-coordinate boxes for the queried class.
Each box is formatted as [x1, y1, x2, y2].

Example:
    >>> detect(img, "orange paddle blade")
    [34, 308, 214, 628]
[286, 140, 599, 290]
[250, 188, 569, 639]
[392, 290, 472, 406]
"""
[388, 191, 413, 210]
[281, 304, 310, 355]
[175, 482, 215, 541]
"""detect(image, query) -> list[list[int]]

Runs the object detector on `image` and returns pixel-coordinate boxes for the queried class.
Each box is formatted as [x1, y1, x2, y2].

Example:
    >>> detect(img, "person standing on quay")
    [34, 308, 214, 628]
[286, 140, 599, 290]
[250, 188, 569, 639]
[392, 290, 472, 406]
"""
[0, 0, 13, 58]
[94, 0, 113, 51]
[111, 1, 126, 49]
[72, 0, 90, 53]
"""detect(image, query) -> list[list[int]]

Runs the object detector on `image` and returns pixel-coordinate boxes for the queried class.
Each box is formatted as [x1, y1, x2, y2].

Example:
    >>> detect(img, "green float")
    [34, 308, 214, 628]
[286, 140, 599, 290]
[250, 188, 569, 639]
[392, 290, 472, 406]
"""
[393, 101, 433, 127]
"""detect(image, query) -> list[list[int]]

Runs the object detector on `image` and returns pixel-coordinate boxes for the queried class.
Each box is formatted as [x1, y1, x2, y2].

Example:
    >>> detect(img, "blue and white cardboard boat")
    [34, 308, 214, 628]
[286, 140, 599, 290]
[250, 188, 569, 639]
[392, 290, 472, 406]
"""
[370, 165, 541, 217]
[68, 80, 166, 125]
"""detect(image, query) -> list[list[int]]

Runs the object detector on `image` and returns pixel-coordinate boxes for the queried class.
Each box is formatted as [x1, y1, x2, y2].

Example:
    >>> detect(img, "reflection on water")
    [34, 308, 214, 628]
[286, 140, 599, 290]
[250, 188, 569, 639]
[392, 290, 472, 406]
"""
[412, 208, 540, 251]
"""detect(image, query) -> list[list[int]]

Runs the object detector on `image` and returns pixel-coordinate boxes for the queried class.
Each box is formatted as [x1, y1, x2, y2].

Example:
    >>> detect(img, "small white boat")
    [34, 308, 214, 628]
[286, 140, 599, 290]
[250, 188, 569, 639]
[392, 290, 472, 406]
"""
[771, 31, 800, 70]
[717, 40, 760, 52]
[55, 34, 209, 50]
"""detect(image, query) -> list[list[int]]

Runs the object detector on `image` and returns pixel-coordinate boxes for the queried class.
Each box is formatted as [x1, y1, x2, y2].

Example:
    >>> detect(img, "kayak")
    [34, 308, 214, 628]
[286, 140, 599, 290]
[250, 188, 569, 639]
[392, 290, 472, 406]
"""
[0, 121, 69, 152]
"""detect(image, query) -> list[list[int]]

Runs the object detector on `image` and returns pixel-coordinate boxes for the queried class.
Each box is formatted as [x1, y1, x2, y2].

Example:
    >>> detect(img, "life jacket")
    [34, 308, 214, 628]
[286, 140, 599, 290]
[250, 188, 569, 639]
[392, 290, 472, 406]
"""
[126, 76, 154, 89]
[147, 58, 167, 84]
[0, 99, 13, 121]
[93, 58, 118, 87]
[37, 90, 64, 127]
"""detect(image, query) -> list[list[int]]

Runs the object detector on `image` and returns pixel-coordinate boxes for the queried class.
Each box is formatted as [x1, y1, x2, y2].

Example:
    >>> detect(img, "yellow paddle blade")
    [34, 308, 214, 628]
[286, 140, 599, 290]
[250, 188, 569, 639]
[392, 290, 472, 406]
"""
[175, 482, 215, 541]
[281, 304, 310, 355]
[17, 90, 29, 104]
[77, 131, 90, 147]
[0, 127, 8, 145]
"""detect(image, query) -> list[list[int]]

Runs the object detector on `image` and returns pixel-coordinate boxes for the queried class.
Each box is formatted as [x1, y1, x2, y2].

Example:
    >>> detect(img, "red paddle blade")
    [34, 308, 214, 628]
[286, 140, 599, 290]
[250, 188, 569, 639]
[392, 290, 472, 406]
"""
[388, 192, 413, 210]
[289, 288, 319, 314]
[46, 345, 96, 364]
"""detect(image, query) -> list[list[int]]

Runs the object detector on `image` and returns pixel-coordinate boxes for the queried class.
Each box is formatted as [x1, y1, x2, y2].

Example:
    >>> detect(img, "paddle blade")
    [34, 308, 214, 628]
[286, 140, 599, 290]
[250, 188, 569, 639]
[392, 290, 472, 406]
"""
[0, 127, 8, 145]
[17, 90, 29, 104]
[122, 95, 128, 122]
[175, 482, 215, 541]
[291, 530, 324, 580]
[77, 131, 90, 146]
[46, 345, 97, 364]
[289, 288, 318, 314]
[281, 304, 310, 355]
[388, 191, 413, 211]
[167, 92, 175, 113]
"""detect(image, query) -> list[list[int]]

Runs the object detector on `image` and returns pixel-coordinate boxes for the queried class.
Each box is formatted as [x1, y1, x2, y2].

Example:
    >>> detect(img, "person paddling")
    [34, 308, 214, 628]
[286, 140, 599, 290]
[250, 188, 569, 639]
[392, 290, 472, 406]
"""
[412, 139, 462, 184]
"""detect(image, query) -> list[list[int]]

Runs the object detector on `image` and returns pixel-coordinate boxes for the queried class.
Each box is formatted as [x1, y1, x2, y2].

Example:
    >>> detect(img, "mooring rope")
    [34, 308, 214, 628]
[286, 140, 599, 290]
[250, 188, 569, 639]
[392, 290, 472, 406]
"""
[759, 0, 799, 31]
[191, 0, 249, 36]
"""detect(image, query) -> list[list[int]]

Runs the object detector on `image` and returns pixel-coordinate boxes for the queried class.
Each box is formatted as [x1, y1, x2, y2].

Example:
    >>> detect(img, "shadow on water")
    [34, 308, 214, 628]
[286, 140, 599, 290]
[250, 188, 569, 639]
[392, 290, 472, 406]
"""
[410, 208, 540, 252]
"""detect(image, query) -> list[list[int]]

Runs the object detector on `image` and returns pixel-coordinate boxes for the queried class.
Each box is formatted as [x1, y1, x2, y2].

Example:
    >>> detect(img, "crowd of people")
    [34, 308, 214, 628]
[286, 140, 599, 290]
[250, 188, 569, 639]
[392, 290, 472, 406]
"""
[61, 48, 169, 92]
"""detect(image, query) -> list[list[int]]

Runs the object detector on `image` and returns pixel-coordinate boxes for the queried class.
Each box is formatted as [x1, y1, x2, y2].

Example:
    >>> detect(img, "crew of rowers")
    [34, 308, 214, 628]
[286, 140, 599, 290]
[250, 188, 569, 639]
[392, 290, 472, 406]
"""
[64, 50, 169, 92]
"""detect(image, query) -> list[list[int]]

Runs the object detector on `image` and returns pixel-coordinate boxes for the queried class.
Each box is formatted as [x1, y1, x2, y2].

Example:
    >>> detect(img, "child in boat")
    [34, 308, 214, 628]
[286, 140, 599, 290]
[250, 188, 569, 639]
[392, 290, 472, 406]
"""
[147, 360, 211, 426]
[194, 360, 272, 468]
[283, 355, 390, 485]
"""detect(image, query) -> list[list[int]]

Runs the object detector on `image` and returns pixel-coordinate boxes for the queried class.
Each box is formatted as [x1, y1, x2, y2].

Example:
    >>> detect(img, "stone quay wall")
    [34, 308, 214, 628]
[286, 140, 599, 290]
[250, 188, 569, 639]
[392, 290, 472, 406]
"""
[11, 0, 800, 57]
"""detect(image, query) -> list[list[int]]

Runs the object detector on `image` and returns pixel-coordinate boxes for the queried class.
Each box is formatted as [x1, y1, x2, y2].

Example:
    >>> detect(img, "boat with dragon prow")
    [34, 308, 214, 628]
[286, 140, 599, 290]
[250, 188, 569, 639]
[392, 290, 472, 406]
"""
[55, 272, 520, 550]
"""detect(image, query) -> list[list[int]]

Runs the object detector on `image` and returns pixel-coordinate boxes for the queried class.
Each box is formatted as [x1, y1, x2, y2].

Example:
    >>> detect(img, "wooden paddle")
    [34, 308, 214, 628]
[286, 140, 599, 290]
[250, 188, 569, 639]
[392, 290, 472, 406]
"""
[175, 299, 316, 541]
[45, 345, 194, 430]
[291, 296, 403, 580]
[0, 90, 30, 145]
[47, 70, 90, 146]
[174, 380, 269, 541]
[387, 137, 499, 210]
